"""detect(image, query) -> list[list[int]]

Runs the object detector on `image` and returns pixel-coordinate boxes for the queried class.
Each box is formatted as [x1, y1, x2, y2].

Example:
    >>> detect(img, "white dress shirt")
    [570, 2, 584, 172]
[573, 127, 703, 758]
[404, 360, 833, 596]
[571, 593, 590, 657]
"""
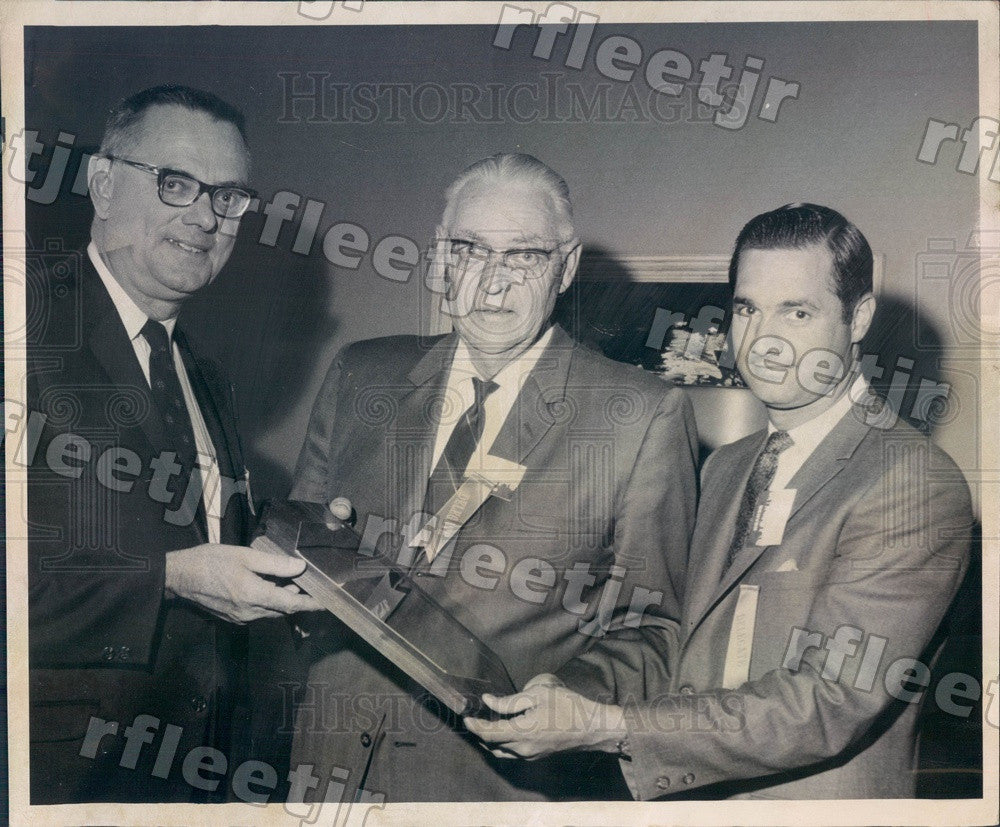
[89, 243, 222, 542]
[769, 373, 870, 491]
[430, 325, 555, 475]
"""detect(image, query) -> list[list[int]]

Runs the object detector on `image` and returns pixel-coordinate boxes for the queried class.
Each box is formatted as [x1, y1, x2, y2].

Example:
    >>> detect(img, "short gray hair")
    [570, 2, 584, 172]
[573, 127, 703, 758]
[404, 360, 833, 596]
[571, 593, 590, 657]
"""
[442, 153, 575, 239]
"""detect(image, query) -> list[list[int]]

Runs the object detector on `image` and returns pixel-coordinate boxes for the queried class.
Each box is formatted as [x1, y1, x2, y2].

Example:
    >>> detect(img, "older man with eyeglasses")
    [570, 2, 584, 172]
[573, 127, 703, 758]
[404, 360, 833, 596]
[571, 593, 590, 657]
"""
[280, 153, 699, 803]
[27, 84, 319, 804]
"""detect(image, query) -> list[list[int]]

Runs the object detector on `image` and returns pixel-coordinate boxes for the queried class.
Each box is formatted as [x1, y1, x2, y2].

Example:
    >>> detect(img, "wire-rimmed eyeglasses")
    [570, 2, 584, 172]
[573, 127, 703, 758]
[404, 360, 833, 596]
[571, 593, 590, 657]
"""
[431, 237, 576, 280]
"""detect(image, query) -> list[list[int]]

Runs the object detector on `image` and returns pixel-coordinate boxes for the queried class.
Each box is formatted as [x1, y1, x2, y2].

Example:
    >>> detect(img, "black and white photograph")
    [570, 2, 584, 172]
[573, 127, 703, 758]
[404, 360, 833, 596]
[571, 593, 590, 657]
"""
[2, 2, 998, 824]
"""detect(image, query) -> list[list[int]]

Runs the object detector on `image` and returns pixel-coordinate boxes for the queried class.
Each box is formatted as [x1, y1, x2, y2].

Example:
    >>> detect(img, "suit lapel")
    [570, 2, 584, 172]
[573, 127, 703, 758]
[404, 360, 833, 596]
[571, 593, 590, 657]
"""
[395, 327, 574, 553]
[785, 408, 871, 518]
[489, 325, 575, 467]
[81, 260, 167, 456]
[80, 258, 213, 544]
[683, 432, 765, 634]
[393, 335, 457, 524]
[175, 328, 240, 479]
[175, 328, 250, 543]
[686, 409, 873, 638]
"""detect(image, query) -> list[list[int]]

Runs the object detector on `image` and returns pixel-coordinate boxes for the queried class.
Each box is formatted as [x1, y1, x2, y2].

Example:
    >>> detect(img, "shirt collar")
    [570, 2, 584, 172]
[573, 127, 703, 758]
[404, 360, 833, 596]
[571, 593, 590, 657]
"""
[88, 241, 177, 341]
[451, 325, 555, 392]
[769, 372, 870, 447]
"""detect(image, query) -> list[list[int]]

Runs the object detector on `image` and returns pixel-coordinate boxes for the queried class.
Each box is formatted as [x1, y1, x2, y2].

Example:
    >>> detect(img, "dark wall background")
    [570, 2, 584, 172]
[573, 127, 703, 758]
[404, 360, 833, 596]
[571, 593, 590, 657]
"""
[24, 22, 981, 505]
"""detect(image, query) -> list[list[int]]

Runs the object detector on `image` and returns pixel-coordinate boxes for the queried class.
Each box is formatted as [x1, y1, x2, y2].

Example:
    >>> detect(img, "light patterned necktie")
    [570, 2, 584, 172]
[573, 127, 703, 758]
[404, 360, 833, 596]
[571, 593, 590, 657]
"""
[726, 430, 794, 571]
[422, 376, 499, 517]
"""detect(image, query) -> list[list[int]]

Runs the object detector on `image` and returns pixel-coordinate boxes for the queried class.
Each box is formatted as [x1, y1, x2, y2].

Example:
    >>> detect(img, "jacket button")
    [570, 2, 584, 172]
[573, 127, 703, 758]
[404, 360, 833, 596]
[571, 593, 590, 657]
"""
[190, 695, 208, 714]
[360, 732, 372, 748]
[117, 646, 131, 662]
[101, 646, 115, 661]
[682, 773, 696, 784]
[655, 776, 671, 790]
[679, 685, 695, 695]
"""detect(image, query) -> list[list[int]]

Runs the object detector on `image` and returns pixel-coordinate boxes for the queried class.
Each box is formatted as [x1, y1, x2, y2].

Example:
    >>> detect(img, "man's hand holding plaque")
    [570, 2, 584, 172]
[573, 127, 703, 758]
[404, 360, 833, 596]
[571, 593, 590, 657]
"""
[250, 497, 517, 716]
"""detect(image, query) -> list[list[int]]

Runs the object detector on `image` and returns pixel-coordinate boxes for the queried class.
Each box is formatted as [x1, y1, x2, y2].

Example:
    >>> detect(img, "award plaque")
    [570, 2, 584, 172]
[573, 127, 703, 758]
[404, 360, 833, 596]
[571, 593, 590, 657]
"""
[251, 500, 516, 716]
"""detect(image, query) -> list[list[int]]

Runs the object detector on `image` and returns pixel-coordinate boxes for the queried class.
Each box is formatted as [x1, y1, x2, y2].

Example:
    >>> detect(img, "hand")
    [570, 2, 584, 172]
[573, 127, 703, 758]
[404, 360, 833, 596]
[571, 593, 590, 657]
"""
[165, 544, 322, 624]
[464, 673, 628, 760]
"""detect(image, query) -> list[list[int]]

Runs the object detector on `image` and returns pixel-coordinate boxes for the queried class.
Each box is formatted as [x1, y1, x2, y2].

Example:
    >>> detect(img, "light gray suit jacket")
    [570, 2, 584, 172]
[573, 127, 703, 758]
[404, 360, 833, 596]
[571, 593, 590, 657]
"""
[286, 325, 699, 801]
[562, 409, 972, 799]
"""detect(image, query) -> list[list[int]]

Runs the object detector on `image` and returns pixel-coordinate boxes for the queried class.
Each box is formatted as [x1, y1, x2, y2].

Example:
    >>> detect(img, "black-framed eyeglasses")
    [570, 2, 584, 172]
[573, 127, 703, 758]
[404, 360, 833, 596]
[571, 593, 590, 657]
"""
[102, 155, 257, 219]
[431, 237, 576, 280]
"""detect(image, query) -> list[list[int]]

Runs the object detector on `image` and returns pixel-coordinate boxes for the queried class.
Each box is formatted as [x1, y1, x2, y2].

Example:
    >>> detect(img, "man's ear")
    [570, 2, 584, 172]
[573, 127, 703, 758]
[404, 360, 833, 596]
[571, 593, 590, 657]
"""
[429, 224, 451, 296]
[88, 155, 114, 219]
[558, 240, 581, 294]
[850, 292, 876, 343]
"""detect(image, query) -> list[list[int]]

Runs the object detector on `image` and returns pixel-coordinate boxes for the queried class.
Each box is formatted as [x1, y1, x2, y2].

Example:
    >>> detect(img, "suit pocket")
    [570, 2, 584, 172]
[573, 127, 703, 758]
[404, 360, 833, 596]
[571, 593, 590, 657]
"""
[754, 568, 823, 591]
[30, 699, 102, 743]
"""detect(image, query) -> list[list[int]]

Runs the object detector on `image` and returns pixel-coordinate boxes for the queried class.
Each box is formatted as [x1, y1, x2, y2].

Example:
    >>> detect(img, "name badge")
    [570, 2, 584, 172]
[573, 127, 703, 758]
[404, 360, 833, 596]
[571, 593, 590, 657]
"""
[411, 455, 527, 561]
[722, 584, 760, 689]
[749, 488, 796, 546]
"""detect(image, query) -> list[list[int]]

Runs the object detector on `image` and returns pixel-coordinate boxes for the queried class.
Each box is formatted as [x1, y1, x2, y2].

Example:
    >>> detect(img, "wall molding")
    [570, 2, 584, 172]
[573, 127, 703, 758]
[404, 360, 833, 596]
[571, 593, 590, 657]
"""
[577, 254, 731, 283]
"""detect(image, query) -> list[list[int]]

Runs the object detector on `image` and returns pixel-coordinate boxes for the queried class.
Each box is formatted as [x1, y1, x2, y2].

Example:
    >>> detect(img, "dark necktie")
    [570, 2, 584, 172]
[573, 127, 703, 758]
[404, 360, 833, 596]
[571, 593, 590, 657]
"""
[726, 430, 794, 570]
[141, 319, 204, 528]
[423, 375, 499, 517]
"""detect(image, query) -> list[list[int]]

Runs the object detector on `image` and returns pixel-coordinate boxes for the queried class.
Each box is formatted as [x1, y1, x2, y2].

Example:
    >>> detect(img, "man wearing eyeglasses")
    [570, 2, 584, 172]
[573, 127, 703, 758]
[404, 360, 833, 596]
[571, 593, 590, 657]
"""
[27, 85, 319, 803]
[283, 153, 698, 802]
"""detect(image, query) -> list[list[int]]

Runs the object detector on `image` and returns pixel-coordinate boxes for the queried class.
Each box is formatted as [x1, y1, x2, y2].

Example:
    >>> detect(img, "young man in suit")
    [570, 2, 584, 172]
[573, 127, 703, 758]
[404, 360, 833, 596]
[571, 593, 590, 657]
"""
[283, 153, 699, 802]
[27, 85, 318, 803]
[467, 203, 974, 799]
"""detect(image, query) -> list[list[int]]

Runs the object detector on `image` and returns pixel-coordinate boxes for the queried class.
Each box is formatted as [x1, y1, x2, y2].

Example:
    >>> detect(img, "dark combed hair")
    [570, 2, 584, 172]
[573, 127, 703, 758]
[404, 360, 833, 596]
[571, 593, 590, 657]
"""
[99, 84, 249, 157]
[728, 203, 873, 321]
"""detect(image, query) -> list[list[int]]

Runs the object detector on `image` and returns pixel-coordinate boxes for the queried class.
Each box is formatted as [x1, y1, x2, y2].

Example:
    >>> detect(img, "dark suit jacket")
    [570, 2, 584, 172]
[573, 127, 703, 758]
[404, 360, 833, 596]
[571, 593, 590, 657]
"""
[562, 409, 973, 799]
[280, 325, 698, 802]
[26, 253, 253, 803]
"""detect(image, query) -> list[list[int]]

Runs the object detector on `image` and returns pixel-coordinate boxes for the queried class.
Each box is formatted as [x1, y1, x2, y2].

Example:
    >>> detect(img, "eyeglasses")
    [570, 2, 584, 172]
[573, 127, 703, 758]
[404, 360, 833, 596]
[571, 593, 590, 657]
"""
[102, 155, 257, 219]
[432, 237, 575, 280]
